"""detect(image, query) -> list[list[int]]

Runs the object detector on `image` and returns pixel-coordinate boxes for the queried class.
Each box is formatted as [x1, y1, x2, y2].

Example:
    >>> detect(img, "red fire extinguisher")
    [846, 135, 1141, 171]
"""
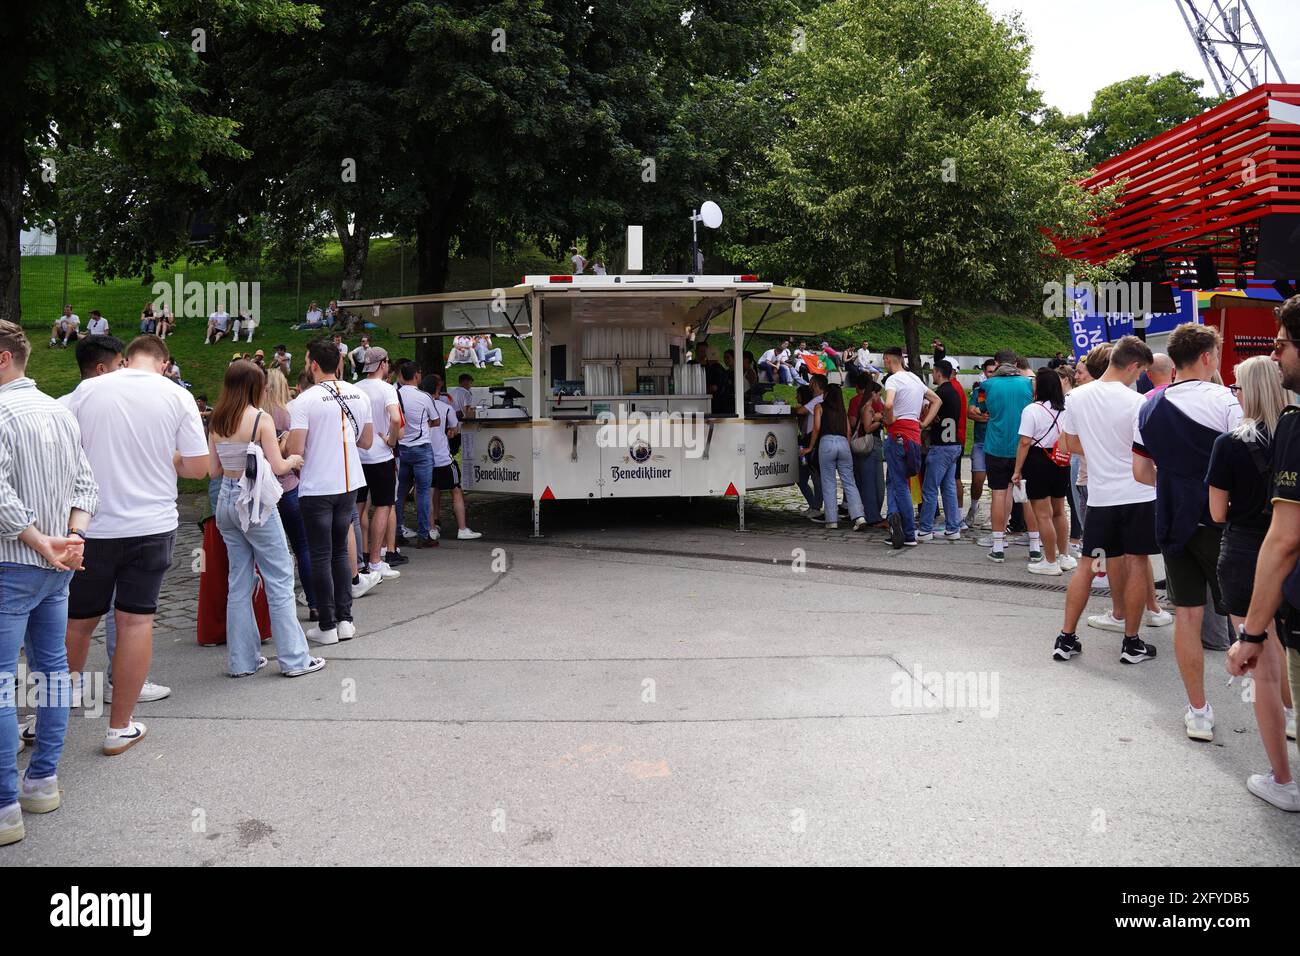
[196, 516, 273, 646]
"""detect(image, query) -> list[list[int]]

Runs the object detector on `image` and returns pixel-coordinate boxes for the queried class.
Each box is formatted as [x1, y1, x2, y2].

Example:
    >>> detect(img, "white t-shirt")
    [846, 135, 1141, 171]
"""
[209, 311, 229, 330]
[1134, 379, 1241, 445]
[86, 316, 109, 335]
[1018, 401, 1064, 449]
[448, 386, 473, 412]
[305, 308, 323, 324]
[289, 380, 373, 496]
[1059, 380, 1154, 507]
[64, 368, 208, 538]
[802, 393, 823, 435]
[58, 313, 80, 330]
[274, 351, 292, 372]
[884, 370, 926, 423]
[396, 384, 437, 447]
[355, 377, 399, 464]
[429, 397, 459, 467]
[571, 254, 586, 274]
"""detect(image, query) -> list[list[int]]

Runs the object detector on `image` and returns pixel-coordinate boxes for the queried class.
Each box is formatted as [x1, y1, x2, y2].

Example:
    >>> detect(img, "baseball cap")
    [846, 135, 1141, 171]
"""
[363, 347, 389, 373]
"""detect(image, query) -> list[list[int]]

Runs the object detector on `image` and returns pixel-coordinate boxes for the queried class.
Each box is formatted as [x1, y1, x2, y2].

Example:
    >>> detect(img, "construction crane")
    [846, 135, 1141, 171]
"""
[1175, 0, 1287, 97]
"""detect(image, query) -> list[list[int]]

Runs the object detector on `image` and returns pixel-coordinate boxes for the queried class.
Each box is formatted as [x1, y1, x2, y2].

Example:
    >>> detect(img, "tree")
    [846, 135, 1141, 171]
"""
[0, 0, 317, 323]
[725, 0, 1113, 370]
[1081, 72, 1221, 166]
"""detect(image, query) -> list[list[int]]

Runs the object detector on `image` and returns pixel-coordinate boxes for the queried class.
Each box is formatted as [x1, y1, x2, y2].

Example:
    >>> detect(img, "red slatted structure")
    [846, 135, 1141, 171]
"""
[1056, 83, 1300, 287]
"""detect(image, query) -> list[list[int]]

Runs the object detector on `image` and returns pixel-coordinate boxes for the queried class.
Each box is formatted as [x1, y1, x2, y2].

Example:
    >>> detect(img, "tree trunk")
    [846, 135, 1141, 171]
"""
[895, 241, 922, 374]
[413, 177, 471, 378]
[331, 205, 371, 302]
[0, 140, 23, 326]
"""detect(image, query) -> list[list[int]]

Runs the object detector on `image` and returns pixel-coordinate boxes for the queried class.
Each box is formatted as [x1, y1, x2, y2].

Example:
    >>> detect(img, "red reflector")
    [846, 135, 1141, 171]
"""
[735, 275, 759, 282]
[540, 486, 556, 501]
[724, 482, 738, 497]
[548, 275, 573, 283]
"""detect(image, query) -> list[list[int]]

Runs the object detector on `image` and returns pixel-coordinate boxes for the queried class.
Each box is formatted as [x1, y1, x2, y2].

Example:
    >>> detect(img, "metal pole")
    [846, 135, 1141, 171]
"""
[295, 245, 302, 321]
[61, 241, 69, 310]
[399, 240, 404, 296]
[690, 211, 699, 276]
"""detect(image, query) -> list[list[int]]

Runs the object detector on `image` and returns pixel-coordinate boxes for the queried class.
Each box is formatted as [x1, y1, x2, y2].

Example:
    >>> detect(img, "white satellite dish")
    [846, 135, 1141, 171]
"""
[699, 200, 723, 229]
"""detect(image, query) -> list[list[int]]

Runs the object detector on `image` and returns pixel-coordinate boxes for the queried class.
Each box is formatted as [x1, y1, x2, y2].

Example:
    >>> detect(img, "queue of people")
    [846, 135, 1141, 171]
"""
[0, 323, 487, 847]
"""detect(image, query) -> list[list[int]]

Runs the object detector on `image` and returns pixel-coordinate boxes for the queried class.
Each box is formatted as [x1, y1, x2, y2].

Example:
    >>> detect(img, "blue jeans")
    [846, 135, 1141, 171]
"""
[852, 445, 884, 523]
[760, 361, 792, 385]
[818, 435, 864, 523]
[277, 487, 315, 608]
[884, 433, 917, 539]
[919, 443, 962, 534]
[797, 454, 823, 512]
[215, 479, 314, 675]
[397, 444, 434, 538]
[0, 563, 74, 805]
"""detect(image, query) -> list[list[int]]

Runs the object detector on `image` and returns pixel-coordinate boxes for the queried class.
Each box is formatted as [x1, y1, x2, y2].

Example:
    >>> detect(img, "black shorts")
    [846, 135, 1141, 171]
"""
[986, 454, 1015, 491]
[1164, 524, 1226, 611]
[1081, 500, 1158, 558]
[1022, 447, 1069, 500]
[357, 459, 397, 507]
[1217, 527, 1265, 618]
[433, 462, 461, 491]
[67, 531, 176, 619]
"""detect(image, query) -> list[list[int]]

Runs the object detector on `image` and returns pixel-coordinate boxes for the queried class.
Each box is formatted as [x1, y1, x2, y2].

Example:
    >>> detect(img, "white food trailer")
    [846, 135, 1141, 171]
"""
[342, 275, 919, 533]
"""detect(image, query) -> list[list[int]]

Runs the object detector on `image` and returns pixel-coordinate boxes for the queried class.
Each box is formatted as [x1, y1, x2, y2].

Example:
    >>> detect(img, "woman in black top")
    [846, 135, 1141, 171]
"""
[1206, 355, 1296, 798]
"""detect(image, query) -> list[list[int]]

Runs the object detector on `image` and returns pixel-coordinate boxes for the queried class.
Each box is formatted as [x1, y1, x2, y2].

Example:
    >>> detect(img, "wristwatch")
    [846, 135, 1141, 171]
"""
[67, 528, 86, 541]
[1236, 623, 1268, 644]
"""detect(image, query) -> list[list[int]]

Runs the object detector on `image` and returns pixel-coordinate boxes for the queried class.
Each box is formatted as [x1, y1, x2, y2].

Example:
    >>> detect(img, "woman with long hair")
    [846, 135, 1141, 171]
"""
[849, 374, 885, 526]
[207, 361, 325, 678]
[264, 368, 317, 621]
[1011, 367, 1075, 575]
[792, 383, 822, 516]
[1209, 356, 1297, 809]
[812, 384, 865, 530]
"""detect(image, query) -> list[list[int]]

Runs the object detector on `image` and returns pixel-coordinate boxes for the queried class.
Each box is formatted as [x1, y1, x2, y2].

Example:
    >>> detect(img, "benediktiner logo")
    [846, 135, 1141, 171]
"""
[49, 886, 151, 936]
[487, 436, 505, 462]
[629, 440, 652, 463]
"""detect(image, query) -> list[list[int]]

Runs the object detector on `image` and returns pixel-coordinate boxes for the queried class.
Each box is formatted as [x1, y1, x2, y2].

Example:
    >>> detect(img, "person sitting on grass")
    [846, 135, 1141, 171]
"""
[49, 305, 80, 348]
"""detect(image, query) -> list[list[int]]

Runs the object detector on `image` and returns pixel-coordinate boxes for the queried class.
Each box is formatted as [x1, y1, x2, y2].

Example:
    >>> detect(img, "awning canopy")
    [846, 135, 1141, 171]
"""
[339, 280, 921, 340]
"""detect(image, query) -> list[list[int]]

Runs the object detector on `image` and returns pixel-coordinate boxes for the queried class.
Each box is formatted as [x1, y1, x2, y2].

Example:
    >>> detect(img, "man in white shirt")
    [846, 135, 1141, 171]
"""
[449, 373, 474, 414]
[1051, 335, 1158, 666]
[273, 344, 292, 376]
[85, 311, 110, 336]
[63, 335, 209, 755]
[230, 309, 256, 343]
[287, 340, 375, 646]
[49, 306, 80, 348]
[204, 309, 230, 345]
[354, 348, 402, 579]
[759, 341, 794, 384]
[881, 346, 940, 547]
[394, 361, 440, 547]
[424, 375, 481, 540]
[348, 336, 372, 383]
[570, 247, 586, 274]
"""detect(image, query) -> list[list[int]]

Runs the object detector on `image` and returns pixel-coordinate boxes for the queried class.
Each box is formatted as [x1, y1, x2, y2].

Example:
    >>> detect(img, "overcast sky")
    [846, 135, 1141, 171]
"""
[983, 0, 1300, 114]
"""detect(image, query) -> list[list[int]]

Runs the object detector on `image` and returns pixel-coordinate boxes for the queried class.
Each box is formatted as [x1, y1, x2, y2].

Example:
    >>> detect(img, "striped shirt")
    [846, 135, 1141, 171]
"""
[0, 377, 99, 568]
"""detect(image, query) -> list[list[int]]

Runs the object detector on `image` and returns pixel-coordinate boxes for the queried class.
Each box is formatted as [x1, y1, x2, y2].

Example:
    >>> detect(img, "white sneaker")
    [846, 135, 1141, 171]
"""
[0, 803, 22, 847]
[103, 720, 148, 756]
[1184, 704, 1214, 742]
[457, 528, 482, 540]
[337, 620, 357, 641]
[1027, 559, 1062, 576]
[373, 561, 401, 580]
[401, 525, 417, 539]
[283, 657, 326, 678]
[1286, 707, 1296, 742]
[1057, 553, 1078, 571]
[296, 590, 309, 607]
[1143, 608, 1173, 627]
[1086, 611, 1126, 633]
[1246, 771, 1300, 811]
[106, 679, 171, 704]
[18, 714, 35, 745]
[306, 626, 339, 646]
[19, 774, 60, 813]
[351, 570, 382, 599]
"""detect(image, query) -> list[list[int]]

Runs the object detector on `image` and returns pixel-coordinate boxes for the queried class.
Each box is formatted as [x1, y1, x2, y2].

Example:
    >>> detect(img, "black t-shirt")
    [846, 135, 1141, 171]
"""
[705, 361, 729, 413]
[1206, 428, 1273, 534]
[1270, 411, 1300, 646]
[929, 381, 961, 446]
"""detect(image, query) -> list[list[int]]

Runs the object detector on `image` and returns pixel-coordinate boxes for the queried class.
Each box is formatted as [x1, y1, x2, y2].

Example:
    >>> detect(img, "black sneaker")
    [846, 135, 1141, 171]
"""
[386, 551, 410, 567]
[888, 513, 904, 549]
[1053, 633, 1082, 661]
[1120, 636, 1157, 664]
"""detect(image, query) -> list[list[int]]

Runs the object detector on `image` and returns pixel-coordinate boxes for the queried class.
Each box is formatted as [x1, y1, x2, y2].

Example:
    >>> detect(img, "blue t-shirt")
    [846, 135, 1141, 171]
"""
[981, 374, 1033, 459]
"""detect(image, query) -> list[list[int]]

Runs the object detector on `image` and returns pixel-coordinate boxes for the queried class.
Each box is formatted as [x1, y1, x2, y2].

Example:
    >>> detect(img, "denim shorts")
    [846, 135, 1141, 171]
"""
[67, 531, 177, 618]
[971, 441, 987, 473]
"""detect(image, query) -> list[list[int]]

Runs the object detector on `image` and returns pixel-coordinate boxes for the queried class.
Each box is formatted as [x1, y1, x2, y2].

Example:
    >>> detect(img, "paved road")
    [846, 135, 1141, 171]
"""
[6, 492, 1299, 865]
